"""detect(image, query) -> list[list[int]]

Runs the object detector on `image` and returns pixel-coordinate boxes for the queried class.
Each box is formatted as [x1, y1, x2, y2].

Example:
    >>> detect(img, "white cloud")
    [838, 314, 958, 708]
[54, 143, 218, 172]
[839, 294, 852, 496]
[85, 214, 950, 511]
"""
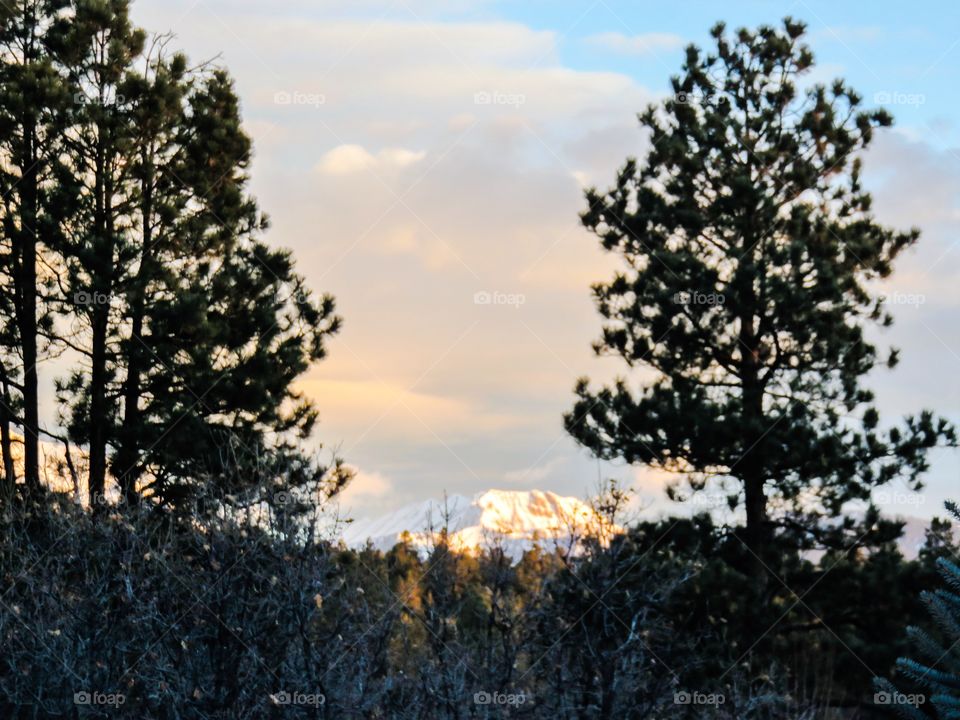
[336, 467, 398, 521]
[316, 144, 376, 174]
[297, 376, 530, 444]
[341, 467, 393, 500]
[315, 144, 426, 175]
[585, 31, 684, 55]
[378, 147, 427, 168]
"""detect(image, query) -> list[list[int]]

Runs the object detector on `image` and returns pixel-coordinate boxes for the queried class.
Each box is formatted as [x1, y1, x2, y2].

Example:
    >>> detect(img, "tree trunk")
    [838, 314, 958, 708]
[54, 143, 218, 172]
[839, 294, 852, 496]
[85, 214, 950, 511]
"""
[88, 309, 109, 504]
[87, 144, 114, 505]
[15, 119, 40, 495]
[0, 371, 15, 493]
[739, 309, 768, 577]
[114, 308, 144, 505]
[114, 153, 152, 506]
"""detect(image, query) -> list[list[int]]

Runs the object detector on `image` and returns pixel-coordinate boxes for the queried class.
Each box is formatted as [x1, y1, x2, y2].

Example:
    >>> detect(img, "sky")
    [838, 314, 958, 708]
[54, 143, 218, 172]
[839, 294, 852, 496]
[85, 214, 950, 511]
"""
[129, 0, 960, 522]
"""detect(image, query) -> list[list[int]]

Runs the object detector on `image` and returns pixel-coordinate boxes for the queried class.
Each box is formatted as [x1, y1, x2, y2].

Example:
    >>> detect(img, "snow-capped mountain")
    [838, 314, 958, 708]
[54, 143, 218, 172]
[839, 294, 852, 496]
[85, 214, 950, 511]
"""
[340, 489, 613, 559]
[339, 488, 950, 561]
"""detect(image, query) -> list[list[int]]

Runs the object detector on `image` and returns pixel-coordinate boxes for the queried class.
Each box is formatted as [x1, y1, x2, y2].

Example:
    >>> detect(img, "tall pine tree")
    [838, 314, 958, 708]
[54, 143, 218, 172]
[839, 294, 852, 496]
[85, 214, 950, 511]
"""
[56, 0, 144, 504]
[565, 19, 954, 567]
[0, 0, 344, 510]
[104, 66, 343, 509]
[0, 0, 73, 494]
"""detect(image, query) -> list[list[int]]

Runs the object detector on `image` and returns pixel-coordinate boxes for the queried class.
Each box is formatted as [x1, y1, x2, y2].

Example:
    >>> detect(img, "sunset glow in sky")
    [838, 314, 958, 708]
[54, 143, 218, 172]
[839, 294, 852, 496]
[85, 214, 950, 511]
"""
[131, 0, 960, 519]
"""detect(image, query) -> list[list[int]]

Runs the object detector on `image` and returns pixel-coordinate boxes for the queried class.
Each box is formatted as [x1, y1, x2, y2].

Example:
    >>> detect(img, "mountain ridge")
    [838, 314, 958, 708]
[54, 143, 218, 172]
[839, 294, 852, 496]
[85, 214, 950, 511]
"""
[340, 488, 611, 558]
[340, 488, 944, 561]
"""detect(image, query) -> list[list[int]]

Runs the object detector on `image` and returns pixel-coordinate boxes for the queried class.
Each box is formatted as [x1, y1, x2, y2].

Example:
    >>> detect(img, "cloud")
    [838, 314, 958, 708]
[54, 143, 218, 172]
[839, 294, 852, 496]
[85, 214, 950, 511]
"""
[315, 144, 426, 175]
[296, 376, 530, 446]
[340, 467, 393, 500]
[585, 31, 684, 55]
[335, 466, 400, 523]
[504, 456, 566, 484]
[316, 144, 375, 174]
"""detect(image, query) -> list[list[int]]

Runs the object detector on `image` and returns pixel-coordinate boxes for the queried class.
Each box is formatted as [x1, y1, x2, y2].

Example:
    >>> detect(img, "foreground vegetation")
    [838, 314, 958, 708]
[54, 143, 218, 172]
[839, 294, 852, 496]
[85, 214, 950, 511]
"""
[0, 488, 954, 718]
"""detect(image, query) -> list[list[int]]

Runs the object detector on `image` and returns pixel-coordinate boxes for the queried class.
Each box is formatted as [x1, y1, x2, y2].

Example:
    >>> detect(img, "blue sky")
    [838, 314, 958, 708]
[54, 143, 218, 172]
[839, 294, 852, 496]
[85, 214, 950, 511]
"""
[297, 1, 960, 139]
[387, 0, 960, 148]
[131, 0, 960, 522]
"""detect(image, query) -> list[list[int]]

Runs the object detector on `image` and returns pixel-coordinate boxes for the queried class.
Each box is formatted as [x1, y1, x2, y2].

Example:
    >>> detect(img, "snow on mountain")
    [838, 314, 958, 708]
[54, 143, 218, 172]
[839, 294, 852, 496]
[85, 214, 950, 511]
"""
[339, 488, 952, 561]
[340, 489, 612, 559]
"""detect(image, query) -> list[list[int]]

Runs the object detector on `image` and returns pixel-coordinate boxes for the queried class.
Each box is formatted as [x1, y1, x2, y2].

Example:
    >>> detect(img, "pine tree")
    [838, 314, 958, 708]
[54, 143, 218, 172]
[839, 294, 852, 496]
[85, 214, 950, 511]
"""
[108, 38, 189, 505]
[565, 18, 954, 567]
[57, 20, 341, 508]
[104, 66, 343, 509]
[0, 0, 73, 494]
[55, 0, 145, 505]
[876, 502, 960, 719]
[0, 0, 343, 510]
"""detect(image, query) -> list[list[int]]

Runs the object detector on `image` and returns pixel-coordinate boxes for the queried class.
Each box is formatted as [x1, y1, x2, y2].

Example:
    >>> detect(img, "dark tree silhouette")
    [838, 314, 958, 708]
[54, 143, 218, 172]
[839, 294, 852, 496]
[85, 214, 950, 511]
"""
[566, 18, 954, 569]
